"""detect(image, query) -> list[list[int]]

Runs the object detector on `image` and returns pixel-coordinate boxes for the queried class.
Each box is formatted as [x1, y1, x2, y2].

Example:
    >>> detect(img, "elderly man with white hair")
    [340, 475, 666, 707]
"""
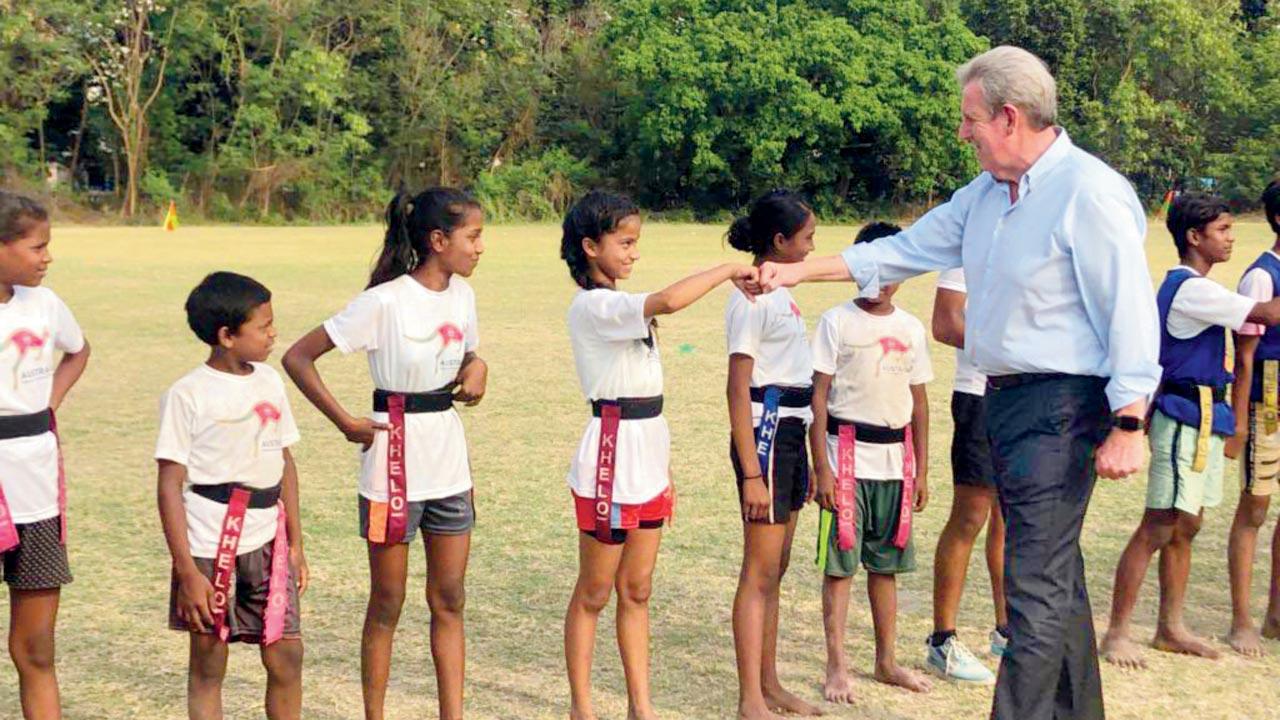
[757, 46, 1160, 719]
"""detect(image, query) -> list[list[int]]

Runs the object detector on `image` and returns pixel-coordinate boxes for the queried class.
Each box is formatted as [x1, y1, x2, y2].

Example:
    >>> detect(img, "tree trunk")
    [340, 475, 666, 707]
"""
[67, 90, 89, 188]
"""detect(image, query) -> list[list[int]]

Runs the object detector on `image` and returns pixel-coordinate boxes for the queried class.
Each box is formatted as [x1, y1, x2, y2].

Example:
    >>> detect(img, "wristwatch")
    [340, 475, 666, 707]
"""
[1111, 414, 1145, 432]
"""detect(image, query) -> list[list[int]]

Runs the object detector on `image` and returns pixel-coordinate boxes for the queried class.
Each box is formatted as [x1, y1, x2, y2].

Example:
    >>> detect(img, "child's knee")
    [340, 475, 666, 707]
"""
[574, 576, 613, 613]
[188, 644, 227, 686]
[1139, 514, 1177, 549]
[953, 503, 989, 538]
[427, 580, 466, 616]
[1176, 513, 1203, 541]
[367, 584, 407, 627]
[741, 559, 782, 593]
[616, 575, 653, 606]
[8, 630, 54, 674]
[1242, 499, 1270, 528]
[262, 640, 304, 685]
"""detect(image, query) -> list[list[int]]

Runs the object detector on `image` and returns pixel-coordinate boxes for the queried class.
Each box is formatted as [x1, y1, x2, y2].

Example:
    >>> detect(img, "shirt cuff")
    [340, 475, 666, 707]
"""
[1105, 372, 1160, 412]
[840, 245, 882, 299]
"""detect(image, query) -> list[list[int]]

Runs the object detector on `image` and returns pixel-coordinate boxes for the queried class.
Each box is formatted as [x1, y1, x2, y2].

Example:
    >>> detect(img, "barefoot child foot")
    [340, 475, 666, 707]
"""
[1100, 631, 1148, 669]
[1227, 624, 1266, 657]
[874, 663, 933, 693]
[822, 667, 856, 704]
[763, 685, 824, 716]
[1153, 627, 1221, 659]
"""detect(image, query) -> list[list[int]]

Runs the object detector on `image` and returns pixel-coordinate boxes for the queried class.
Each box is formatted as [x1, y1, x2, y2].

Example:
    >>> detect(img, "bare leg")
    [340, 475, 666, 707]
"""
[734, 521, 787, 720]
[9, 588, 62, 720]
[426, 532, 471, 720]
[616, 527, 662, 720]
[361, 542, 409, 720]
[985, 497, 1008, 629]
[565, 533, 624, 720]
[821, 575, 855, 703]
[1152, 512, 1219, 659]
[759, 516, 821, 717]
[260, 638, 304, 720]
[1100, 510, 1176, 669]
[931, 485, 995, 634]
[1262, 519, 1280, 639]
[868, 573, 931, 692]
[1227, 493, 1270, 656]
[187, 632, 229, 720]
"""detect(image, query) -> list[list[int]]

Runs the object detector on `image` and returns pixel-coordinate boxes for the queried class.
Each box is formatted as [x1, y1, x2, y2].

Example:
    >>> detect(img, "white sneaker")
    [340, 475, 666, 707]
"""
[925, 635, 996, 684]
[990, 628, 1010, 658]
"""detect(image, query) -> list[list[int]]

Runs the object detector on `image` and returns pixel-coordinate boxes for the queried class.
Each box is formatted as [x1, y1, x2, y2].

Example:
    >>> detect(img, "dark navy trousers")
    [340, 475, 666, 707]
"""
[986, 375, 1110, 720]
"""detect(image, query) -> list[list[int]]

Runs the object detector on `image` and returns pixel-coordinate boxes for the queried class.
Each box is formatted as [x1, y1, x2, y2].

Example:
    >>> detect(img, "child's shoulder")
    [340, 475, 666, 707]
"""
[817, 300, 856, 323]
[12, 284, 62, 309]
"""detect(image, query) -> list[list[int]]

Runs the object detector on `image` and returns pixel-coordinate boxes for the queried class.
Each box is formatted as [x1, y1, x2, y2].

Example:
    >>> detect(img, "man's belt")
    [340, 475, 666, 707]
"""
[192, 482, 282, 509]
[986, 372, 1073, 392]
[591, 396, 663, 420]
[749, 385, 813, 408]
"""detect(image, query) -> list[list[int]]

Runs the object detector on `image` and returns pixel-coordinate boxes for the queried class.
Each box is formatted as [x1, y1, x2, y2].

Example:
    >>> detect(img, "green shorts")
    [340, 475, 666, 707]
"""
[816, 479, 915, 577]
[1147, 410, 1225, 515]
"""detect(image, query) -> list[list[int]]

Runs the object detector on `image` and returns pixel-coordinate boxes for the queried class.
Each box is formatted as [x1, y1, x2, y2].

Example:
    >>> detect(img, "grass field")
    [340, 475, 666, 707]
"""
[4, 219, 1280, 720]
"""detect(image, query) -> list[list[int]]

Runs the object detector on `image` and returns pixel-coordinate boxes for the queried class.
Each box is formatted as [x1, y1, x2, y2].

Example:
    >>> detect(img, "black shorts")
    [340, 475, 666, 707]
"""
[1, 516, 72, 590]
[950, 391, 995, 488]
[731, 417, 810, 524]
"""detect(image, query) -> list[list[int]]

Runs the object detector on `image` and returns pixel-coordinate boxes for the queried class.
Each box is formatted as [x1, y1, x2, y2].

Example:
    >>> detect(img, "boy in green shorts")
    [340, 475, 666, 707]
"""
[1101, 193, 1280, 668]
[811, 222, 933, 701]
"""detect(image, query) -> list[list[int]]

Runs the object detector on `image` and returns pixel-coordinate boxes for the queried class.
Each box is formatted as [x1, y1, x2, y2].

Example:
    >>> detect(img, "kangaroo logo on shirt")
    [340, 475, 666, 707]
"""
[216, 401, 282, 456]
[851, 336, 912, 376]
[789, 301, 802, 318]
[0, 328, 50, 389]
[406, 322, 465, 354]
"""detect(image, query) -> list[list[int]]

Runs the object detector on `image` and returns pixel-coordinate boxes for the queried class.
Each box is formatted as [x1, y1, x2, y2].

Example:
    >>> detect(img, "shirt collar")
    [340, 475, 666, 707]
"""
[1016, 128, 1072, 197]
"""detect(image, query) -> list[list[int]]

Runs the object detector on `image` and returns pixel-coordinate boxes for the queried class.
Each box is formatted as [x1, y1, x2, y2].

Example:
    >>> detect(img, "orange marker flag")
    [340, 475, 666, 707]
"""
[163, 200, 179, 231]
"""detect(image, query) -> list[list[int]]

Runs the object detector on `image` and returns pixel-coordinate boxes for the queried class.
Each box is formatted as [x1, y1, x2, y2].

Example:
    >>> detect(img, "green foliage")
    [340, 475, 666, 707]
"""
[2, 0, 1277, 220]
[473, 147, 596, 221]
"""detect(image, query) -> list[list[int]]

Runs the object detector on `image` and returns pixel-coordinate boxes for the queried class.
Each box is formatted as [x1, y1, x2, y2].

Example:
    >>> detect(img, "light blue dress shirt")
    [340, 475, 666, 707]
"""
[841, 130, 1160, 410]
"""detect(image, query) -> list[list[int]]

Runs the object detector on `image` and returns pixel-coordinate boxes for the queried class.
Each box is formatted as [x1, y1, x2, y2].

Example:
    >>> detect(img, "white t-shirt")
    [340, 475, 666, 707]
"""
[324, 275, 478, 501]
[936, 268, 986, 396]
[724, 287, 813, 423]
[566, 289, 670, 504]
[812, 302, 932, 480]
[0, 286, 84, 523]
[1238, 252, 1278, 337]
[155, 363, 301, 558]
[1164, 266, 1253, 339]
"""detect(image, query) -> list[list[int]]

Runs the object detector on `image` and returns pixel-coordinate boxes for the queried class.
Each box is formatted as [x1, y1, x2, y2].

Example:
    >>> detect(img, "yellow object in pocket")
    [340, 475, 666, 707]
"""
[1192, 385, 1212, 473]
[1265, 360, 1279, 435]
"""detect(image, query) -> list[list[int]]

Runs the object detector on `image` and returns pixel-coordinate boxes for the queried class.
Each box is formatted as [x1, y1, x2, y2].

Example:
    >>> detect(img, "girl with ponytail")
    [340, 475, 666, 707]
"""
[559, 190, 758, 720]
[283, 187, 486, 720]
[722, 190, 822, 718]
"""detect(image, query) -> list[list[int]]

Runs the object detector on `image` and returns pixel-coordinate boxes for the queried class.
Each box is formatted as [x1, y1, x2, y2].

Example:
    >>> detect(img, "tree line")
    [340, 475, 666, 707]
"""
[0, 0, 1275, 222]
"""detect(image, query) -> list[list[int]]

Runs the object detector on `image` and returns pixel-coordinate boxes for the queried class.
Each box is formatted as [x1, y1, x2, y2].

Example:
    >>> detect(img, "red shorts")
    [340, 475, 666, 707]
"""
[573, 484, 674, 542]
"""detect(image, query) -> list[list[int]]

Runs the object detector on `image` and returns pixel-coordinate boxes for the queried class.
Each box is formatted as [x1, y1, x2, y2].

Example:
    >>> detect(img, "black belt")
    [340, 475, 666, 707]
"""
[0, 409, 52, 440]
[373, 389, 453, 413]
[749, 385, 813, 408]
[986, 372, 1075, 392]
[191, 482, 281, 509]
[591, 395, 664, 420]
[825, 416, 905, 443]
[1160, 381, 1226, 404]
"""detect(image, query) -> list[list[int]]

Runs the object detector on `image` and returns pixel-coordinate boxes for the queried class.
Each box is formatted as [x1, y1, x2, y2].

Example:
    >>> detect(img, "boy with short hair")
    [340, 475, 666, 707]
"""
[1101, 193, 1280, 668]
[156, 271, 307, 719]
[813, 222, 933, 701]
[1225, 179, 1280, 656]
